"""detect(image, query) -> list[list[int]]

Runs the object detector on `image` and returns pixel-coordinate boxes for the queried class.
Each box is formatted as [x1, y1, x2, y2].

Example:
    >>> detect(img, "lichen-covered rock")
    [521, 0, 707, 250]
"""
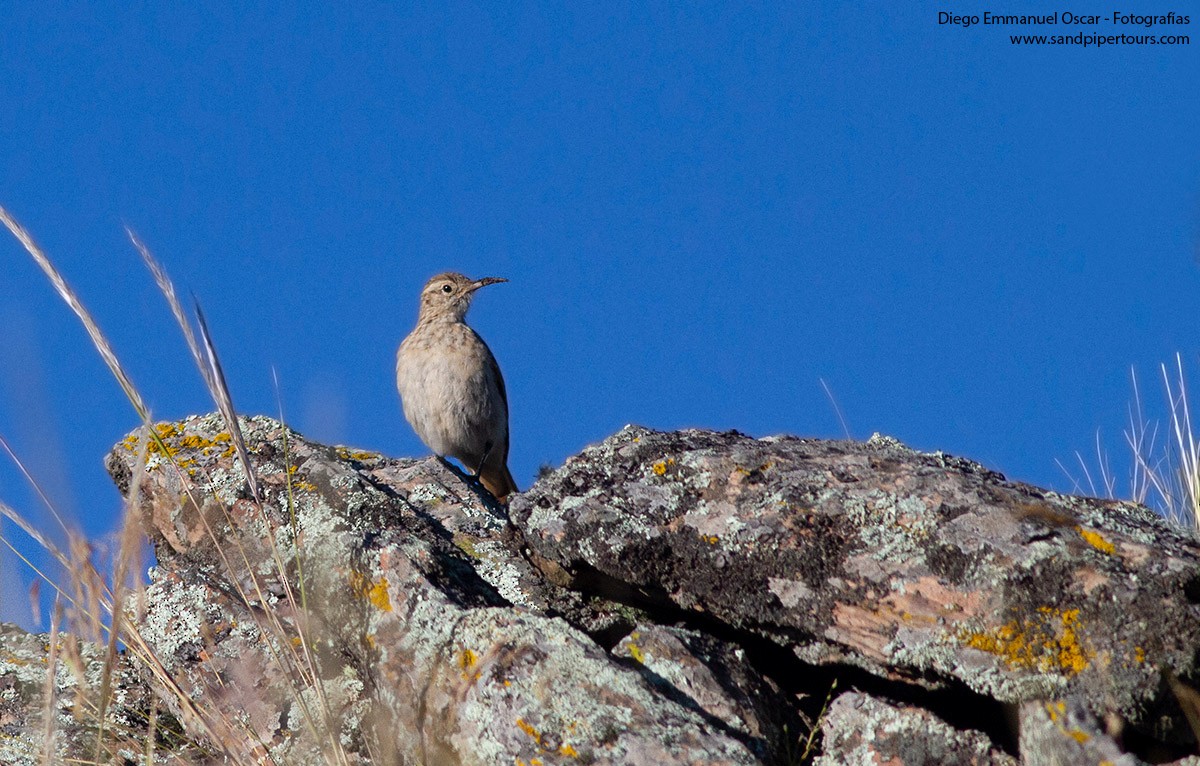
[105, 414, 759, 765]
[1018, 697, 1142, 766]
[511, 426, 1200, 745]
[0, 622, 183, 765]
[612, 624, 796, 760]
[422, 612, 755, 764]
[814, 691, 1016, 766]
[3, 414, 1193, 763]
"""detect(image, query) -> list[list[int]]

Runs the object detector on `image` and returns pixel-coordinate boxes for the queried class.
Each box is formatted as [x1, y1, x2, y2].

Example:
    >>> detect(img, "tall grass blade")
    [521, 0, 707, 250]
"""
[193, 300, 262, 504]
[819, 378, 852, 440]
[0, 206, 150, 421]
[126, 227, 208, 386]
[0, 435, 73, 541]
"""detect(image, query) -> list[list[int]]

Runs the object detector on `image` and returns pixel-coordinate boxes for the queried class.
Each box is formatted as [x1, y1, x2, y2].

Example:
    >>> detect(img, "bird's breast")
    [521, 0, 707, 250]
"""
[396, 323, 506, 458]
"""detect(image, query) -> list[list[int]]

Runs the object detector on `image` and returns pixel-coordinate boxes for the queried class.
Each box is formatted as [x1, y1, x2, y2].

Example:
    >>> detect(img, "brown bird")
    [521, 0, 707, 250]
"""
[395, 272, 518, 503]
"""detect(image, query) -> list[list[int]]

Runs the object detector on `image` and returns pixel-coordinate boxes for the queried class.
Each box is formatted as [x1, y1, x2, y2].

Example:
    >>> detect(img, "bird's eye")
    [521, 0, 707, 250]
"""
[441, 284, 453, 294]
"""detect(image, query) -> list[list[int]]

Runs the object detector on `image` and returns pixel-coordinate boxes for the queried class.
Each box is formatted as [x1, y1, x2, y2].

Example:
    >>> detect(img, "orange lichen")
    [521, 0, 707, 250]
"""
[960, 607, 1090, 674]
[1076, 526, 1115, 554]
[349, 573, 392, 612]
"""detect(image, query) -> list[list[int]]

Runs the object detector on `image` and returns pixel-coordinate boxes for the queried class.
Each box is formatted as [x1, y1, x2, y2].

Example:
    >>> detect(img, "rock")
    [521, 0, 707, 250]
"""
[0, 622, 179, 765]
[104, 414, 759, 765]
[612, 624, 796, 760]
[512, 425, 1200, 746]
[1018, 697, 1142, 766]
[814, 691, 1016, 766]
[3, 415, 1199, 763]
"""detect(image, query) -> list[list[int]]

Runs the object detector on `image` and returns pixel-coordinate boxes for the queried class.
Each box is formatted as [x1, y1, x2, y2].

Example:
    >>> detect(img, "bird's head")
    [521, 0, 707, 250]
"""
[417, 272, 507, 322]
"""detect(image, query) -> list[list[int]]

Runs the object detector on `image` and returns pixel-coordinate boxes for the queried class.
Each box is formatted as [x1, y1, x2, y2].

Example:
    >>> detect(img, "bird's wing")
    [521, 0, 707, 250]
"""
[489, 349, 510, 462]
[471, 327, 510, 462]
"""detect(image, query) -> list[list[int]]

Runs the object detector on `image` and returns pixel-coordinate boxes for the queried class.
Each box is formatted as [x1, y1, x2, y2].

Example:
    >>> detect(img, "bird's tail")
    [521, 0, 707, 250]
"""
[479, 463, 519, 504]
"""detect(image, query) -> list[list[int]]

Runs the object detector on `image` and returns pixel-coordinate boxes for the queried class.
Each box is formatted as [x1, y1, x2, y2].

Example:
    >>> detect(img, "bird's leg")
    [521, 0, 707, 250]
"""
[436, 455, 479, 487]
[472, 441, 495, 478]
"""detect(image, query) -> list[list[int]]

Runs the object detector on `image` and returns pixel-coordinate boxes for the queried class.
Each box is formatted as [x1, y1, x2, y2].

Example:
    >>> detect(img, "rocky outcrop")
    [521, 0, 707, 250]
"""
[513, 428, 1200, 747]
[2, 415, 1200, 764]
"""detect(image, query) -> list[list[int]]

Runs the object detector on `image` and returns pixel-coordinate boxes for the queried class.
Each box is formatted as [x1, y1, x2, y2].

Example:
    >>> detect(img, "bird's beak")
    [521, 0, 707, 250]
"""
[470, 276, 508, 291]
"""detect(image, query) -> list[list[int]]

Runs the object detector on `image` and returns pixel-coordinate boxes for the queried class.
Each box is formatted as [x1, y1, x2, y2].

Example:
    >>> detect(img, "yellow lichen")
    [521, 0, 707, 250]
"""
[960, 607, 1090, 675]
[1076, 526, 1115, 554]
[336, 447, 379, 461]
[454, 535, 482, 559]
[515, 718, 578, 759]
[651, 458, 676, 476]
[125, 423, 236, 465]
[458, 648, 481, 681]
[626, 633, 645, 664]
[1043, 701, 1095, 746]
[349, 573, 392, 612]
[516, 718, 542, 745]
[734, 462, 772, 476]
[701, 534, 719, 545]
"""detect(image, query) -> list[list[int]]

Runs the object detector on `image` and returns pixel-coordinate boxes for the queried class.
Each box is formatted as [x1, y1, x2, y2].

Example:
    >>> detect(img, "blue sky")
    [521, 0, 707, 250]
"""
[1, 4, 1197, 626]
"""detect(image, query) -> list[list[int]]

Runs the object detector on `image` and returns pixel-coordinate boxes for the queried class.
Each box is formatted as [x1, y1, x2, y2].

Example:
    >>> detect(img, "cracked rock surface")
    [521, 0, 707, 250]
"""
[1, 415, 1199, 764]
